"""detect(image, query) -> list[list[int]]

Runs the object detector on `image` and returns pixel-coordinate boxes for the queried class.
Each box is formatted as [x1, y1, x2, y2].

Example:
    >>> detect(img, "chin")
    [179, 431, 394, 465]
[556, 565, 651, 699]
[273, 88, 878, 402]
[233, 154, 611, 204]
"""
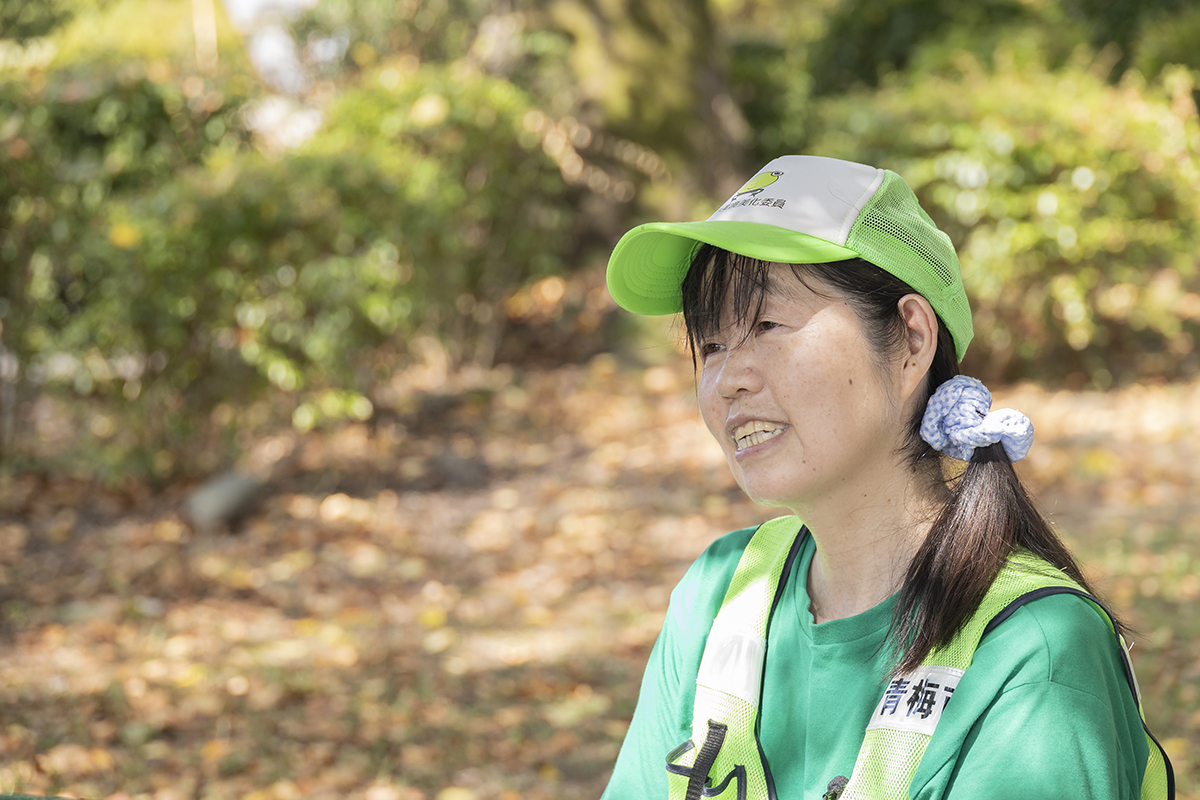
[736, 481, 799, 511]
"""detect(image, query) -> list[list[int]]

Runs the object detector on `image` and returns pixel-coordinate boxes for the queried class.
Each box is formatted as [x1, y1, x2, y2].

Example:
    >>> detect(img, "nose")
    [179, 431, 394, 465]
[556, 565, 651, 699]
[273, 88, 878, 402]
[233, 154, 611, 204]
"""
[713, 342, 764, 400]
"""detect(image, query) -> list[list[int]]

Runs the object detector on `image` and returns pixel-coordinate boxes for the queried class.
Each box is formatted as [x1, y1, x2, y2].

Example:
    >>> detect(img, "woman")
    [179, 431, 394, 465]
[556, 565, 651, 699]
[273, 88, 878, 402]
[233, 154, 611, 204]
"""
[601, 156, 1171, 799]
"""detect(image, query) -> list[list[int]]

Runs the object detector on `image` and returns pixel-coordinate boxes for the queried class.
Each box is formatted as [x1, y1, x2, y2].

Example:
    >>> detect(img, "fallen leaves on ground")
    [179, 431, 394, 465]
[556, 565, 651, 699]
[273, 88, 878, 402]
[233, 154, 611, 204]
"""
[0, 356, 1197, 799]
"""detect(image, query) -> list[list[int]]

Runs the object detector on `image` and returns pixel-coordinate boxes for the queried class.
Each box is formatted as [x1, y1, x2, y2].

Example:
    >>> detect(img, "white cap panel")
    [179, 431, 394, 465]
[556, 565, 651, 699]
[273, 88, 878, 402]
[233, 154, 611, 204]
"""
[707, 155, 884, 247]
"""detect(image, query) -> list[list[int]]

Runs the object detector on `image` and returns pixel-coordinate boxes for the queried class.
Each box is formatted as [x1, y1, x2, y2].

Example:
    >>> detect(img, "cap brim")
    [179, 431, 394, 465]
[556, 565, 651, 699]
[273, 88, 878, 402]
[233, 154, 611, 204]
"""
[606, 220, 859, 315]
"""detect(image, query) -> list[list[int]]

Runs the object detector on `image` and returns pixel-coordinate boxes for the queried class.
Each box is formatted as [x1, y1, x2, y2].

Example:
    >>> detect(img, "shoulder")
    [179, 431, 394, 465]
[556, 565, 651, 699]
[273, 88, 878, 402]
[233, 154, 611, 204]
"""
[974, 591, 1126, 699]
[914, 593, 1148, 798]
[922, 591, 1131, 754]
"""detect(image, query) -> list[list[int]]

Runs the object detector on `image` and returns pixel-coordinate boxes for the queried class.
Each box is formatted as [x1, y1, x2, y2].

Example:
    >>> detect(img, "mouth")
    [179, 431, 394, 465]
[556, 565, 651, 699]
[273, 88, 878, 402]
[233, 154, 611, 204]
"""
[730, 420, 788, 452]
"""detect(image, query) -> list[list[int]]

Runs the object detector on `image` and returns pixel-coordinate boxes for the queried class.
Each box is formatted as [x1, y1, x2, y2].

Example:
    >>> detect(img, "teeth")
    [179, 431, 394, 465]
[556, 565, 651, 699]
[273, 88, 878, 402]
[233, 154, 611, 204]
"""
[732, 421, 785, 450]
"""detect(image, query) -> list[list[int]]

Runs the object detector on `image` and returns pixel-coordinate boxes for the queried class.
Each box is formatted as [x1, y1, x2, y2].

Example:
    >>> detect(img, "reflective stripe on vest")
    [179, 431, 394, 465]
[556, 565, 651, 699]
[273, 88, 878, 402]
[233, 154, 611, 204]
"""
[668, 515, 1174, 800]
[666, 515, 804, 800]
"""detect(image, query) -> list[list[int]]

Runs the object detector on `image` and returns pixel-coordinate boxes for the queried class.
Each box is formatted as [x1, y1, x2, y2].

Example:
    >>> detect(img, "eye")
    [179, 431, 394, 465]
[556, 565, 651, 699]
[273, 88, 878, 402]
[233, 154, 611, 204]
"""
[699, 341, 724, 359]
[755, 319, 781, 334]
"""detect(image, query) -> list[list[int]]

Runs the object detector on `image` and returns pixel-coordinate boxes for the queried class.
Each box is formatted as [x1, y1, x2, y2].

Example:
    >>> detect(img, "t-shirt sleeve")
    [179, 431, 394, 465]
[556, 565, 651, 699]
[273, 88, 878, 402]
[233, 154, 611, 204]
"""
[930, 594, 1149, 800]
[600, 528, 756, 799]
[599, 610, 687, 799]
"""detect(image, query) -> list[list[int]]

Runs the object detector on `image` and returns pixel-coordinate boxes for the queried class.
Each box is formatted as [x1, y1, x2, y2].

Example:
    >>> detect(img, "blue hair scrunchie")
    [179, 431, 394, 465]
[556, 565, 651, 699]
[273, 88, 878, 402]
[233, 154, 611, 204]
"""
[919, 375, 1034, 462]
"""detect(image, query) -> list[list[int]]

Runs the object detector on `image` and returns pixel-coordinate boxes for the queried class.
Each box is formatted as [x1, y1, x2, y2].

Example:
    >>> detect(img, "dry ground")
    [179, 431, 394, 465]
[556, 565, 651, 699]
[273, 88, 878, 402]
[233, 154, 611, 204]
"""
[0, 354, 1197, 799]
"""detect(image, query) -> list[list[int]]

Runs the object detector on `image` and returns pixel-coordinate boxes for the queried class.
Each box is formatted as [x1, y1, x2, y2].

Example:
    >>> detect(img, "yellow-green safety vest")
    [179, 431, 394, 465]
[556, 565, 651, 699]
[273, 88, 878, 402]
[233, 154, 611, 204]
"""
[664, 516, 1174, 800]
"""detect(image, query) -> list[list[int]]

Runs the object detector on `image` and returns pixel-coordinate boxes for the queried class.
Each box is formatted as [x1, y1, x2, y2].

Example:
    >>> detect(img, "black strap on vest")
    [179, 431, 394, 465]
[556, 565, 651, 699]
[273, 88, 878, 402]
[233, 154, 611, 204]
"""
[685, 720, 728, 800]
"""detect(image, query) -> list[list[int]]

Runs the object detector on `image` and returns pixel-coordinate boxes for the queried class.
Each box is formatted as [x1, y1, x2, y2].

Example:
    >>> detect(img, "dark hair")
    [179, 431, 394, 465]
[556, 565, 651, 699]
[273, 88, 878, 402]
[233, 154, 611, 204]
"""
[681, 244, 1110, 674]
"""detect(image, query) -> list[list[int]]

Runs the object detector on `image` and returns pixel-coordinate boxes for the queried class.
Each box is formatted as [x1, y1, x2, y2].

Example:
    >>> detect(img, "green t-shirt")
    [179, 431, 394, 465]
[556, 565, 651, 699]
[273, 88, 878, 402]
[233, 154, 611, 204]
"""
[601, 527, 1148, 799]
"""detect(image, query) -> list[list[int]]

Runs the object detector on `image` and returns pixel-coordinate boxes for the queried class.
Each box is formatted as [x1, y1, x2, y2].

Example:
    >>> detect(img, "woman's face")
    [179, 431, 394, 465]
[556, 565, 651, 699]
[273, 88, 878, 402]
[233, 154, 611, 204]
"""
[696, 268, 911, 514]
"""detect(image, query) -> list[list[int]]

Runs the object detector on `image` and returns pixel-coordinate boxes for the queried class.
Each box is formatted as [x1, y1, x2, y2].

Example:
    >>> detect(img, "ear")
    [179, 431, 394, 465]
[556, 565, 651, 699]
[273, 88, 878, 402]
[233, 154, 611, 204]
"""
[896, 294, 939, 404]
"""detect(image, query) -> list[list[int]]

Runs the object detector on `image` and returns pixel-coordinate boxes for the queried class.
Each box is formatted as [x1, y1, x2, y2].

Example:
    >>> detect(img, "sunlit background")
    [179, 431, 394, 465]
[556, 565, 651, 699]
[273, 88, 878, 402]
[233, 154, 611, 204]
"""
[1, 0, 1199, 798]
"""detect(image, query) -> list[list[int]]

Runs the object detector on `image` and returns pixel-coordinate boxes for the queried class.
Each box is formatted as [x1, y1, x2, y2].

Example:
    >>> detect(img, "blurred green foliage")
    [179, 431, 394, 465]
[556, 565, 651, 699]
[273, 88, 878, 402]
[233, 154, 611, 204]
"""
[292, 0, 744, 195]
[1, 0, 1200, 477]
[813, 56, 1200, 384]
[0, 0, 74, 42]
[0, 63, 254, 470]
[801, 0, 1200, 96]
[1, 52, 567, 472]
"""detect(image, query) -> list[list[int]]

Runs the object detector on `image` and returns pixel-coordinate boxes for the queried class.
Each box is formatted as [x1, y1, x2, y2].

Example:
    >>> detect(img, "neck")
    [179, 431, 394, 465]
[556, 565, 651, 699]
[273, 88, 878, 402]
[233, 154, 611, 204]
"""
[798, 466, 944, 624]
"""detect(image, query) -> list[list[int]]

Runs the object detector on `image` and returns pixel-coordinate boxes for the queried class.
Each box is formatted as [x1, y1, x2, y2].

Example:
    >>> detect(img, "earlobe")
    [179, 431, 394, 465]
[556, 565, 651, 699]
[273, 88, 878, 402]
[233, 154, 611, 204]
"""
[897, 294, 939, 402]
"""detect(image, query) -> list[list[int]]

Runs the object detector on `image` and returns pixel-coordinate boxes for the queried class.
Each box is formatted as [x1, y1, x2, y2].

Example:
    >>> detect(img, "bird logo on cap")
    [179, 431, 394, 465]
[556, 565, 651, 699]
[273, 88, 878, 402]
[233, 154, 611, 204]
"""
[734, 170, 783, 198]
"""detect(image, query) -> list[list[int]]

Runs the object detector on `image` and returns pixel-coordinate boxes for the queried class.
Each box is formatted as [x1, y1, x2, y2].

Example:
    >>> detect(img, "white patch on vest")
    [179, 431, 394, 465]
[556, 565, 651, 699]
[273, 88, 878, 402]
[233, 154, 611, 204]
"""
[866, 665, 965, 736]
[696, 621, 766, 706]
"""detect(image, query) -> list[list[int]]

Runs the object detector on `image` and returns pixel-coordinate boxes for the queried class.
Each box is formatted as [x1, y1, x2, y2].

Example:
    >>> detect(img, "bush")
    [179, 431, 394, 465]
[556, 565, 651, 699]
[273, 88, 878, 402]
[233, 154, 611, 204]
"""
[0, 66, 254, 472]
[1, 60, 571, 476]
[811, 57, 1200, 385]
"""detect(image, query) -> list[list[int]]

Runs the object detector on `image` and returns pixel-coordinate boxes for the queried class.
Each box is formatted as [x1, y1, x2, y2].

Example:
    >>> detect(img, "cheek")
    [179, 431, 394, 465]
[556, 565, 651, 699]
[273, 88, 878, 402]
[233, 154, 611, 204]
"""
[696, 373, 724, 439]
[779, 341, 882, 433]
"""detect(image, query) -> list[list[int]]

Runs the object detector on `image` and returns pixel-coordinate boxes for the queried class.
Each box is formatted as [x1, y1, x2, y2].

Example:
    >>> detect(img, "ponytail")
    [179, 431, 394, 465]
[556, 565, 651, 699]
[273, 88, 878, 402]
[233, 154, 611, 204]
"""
[887, 440, 1097, 675]
[885, 305, 1104, 675]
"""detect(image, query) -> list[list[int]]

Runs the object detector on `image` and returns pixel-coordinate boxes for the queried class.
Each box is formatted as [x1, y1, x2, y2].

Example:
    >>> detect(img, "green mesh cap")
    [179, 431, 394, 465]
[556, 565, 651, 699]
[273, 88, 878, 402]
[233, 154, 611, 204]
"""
[606, 155, 974, 361]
